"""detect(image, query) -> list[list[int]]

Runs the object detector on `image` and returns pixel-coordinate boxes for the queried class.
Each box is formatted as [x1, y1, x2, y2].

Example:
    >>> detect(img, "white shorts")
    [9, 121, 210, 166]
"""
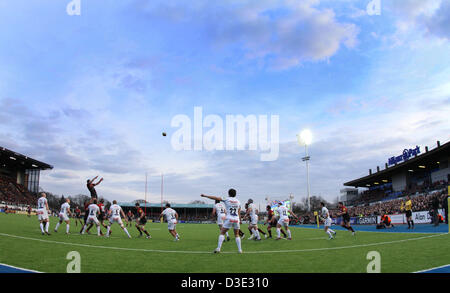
[250, 215, 258, 226]
[109, 216, 123, 226]
[86, 216, 100, 225]
[324, 218, 332, 227]
[168, 220, 177, 230]
[278, 217, 289, 227]
[37, 209, 49, 221]
[217, 214, 226, 226]
[59, 213, 69, 222]
[223, 218, 240, 230]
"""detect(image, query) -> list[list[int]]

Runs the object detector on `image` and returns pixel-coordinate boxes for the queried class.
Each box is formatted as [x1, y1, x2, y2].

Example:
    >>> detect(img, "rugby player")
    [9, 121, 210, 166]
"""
[265, 205, 287, 239]
[37, 193, 51, 235]
[97, 198, 109, 232]
[27, 205, 32, 217]
[126, 210, 133, 227]
[135, 203, 151, 239]
[274, 201, 298, 240]
[160, 203, 180, 241]
[106, 200, 131, 238]
[212, 200, 230, 241]
[74, 206, 83, 227]
[337, 202, 355, 235]
[245, 199, 267, 240]
[86, 176, 103, 199]
[201, 189, 243, 254]
[80, 199, 94, 234]
[54, 198, 72, 234]
[81, 198, 102, 236]
[320, 202, 336, 240]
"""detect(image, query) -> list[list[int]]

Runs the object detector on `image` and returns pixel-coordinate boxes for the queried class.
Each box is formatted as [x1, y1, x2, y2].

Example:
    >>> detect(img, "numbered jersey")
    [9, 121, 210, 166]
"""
[87, 204, 100, 218]
[60, 202, 70, 216]
[277, 206, 289, 219]
[109, 204, 122, 218]
[223, 197, 241, 222]
[162, 208, 177, 222]
[215, 203, 226, 217]
[37, 197, 47, 210]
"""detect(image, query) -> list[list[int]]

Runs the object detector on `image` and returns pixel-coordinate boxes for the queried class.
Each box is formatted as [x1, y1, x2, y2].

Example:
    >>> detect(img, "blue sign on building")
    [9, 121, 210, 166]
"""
[388, 146, 420, 166]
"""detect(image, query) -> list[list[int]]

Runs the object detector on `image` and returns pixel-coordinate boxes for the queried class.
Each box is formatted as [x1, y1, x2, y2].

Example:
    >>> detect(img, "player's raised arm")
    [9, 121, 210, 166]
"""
[201, 194, 222, 202]
[288, 209, 298, 218]
[95, 178, 103, 186]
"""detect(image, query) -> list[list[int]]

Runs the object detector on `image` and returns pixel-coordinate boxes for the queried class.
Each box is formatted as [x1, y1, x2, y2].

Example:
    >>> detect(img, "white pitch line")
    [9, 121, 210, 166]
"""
[414, 264, 450, 273]
[0, 232, 446, 254]
[0, 262, 42, 273]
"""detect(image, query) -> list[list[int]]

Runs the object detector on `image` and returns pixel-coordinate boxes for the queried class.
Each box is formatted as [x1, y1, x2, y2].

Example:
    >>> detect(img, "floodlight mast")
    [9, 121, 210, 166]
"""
[297, 130, 312, 212]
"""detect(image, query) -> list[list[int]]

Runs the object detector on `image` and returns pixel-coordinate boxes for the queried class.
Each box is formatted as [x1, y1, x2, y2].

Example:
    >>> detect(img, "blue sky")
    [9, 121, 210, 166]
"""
[1, 0, 449, 208]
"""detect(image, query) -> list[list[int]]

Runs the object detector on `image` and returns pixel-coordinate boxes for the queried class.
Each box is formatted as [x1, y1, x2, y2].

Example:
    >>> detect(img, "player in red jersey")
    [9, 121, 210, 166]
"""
[80, 199, 93, 234]
[135, 203, 151, 239]
[97, 198, 109, 233]
[74, 206, 83, 227]
[337, 202, 355, 235]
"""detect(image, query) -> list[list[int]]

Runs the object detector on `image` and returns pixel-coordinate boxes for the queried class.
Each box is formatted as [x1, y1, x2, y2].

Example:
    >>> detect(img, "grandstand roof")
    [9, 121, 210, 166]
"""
[118, 202, 214, 209]
[0, 147, 53, 170]
[344, 140, 450, 188]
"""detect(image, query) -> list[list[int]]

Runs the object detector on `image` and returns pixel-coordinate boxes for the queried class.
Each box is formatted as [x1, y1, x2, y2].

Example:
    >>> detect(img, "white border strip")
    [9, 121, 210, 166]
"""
[0, 263, 42, 273]
[0, 232, 445, 254]
[414, 264, 450, 273]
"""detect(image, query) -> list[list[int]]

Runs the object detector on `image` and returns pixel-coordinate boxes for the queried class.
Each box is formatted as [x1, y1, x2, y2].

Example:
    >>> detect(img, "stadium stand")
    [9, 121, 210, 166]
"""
[0, 174, 37, 207]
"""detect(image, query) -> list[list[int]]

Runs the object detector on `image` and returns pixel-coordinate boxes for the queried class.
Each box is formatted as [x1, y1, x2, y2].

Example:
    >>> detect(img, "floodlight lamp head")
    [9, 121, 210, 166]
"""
[297, 129, 312, 146]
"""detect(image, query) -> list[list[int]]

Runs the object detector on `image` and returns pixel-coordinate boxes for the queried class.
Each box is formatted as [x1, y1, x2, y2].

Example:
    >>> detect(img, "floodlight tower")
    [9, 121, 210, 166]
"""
[297, 130, 312, 212]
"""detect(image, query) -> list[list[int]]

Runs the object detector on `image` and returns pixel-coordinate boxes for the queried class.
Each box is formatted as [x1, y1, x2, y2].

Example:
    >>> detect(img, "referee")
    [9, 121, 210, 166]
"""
[403, 196, 414, 229]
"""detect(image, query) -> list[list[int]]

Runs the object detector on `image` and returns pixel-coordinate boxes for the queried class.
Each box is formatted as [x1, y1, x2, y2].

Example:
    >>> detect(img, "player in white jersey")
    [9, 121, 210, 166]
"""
[81, 198, 102, 236]
[320, 202, 336, 240]
[201, 188, 243, 254]
[245, 199, 262, 241]
[37, 193, 51, 235]
[106, 200, 131, 238]
[54, 199, 72, 234]
[275, 201, 298, 240]
[159, 203, 180, 241]
[212, 200, 230, 241]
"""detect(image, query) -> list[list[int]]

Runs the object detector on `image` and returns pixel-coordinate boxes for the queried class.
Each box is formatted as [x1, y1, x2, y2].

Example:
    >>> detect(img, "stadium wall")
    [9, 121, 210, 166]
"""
[375, 209, 445, 224]
[332, 209, 445, 225]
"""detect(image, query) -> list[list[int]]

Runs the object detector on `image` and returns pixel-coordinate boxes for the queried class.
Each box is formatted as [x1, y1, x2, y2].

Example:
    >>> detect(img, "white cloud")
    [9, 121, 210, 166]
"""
[135, 0, 359, 70]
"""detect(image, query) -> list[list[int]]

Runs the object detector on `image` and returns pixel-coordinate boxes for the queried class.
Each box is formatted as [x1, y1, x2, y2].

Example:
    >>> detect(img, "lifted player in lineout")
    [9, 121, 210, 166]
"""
[54, 198, 72, 234]
[86, 176, 103, 199]
[274, 201, 298, 240]
[37, 193, 51, 235]
[160, 203, 180, 241]
[107, 200, 131, 238]
[201, 189, 243, 254]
